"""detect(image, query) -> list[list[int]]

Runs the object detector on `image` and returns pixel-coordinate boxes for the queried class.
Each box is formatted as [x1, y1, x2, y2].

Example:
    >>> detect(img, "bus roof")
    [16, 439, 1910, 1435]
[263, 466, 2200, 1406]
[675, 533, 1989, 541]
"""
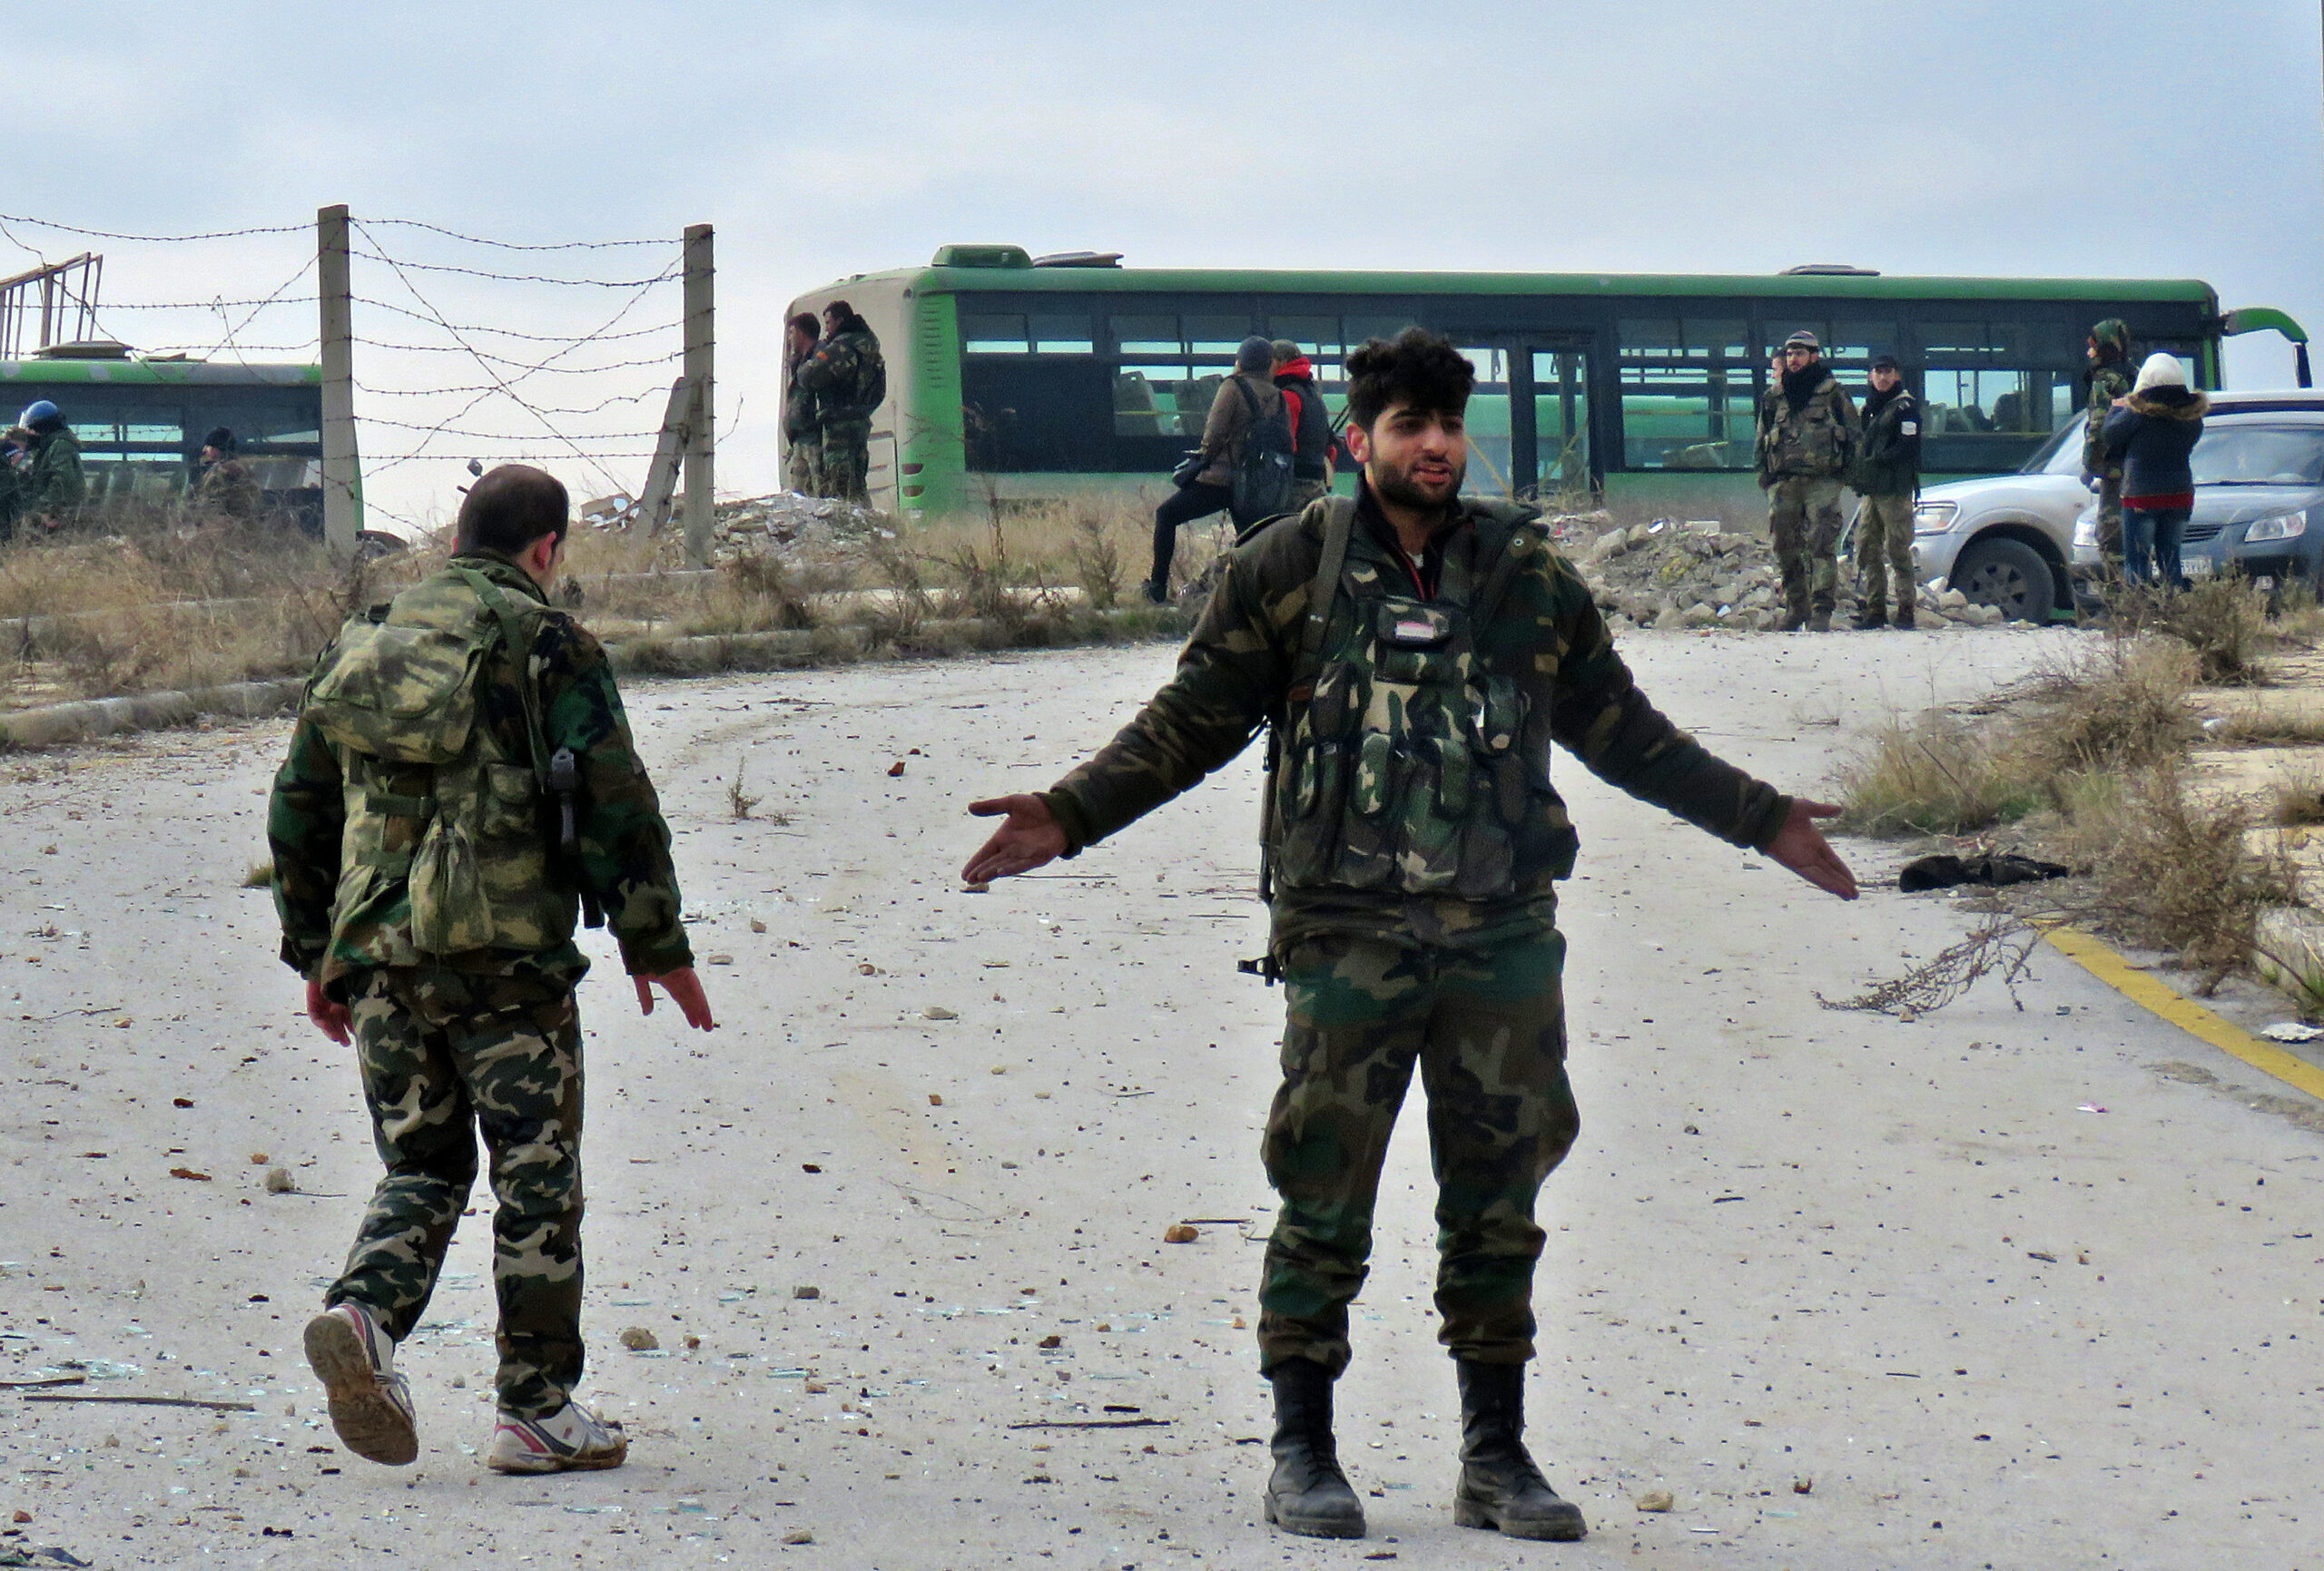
[812, 263, 2219, 309]
[0, 358, 321, 387]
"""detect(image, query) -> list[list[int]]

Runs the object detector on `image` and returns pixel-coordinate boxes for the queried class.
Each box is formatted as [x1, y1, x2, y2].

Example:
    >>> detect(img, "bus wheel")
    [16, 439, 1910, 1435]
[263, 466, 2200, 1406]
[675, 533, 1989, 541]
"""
[1949, 536, 2051, 623]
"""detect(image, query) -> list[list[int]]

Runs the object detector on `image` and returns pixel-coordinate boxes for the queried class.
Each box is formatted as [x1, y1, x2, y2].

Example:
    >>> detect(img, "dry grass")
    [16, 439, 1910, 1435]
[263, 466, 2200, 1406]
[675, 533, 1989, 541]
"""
[2108, 577, 2274, 684]
[2270, 765, 2324, 827]
[1837, 712, 2045, 835]
[2015, 637, 2199, 777]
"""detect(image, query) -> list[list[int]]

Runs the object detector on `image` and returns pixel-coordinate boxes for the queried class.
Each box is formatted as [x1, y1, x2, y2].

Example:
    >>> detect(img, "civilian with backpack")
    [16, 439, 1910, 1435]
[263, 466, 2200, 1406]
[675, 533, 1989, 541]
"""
[1145, 336, 1294, 603]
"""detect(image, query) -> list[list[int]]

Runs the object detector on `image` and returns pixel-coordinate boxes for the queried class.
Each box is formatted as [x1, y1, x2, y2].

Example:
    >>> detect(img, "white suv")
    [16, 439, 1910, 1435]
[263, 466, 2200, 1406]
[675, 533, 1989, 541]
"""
[1905, 422, 2087, 623]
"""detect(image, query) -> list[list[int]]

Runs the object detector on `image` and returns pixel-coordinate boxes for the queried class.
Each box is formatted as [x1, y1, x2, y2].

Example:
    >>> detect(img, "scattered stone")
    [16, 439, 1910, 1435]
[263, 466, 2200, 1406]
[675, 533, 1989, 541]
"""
[707, 954, 734, 966]
[619, 1327, 660, 1351]
[263, 1168, 295, 1194]
[167, 1167, 212, 1182]
[1164, 1224, 1200, 1244]
[928, 1093, 943, 1106]
[793, 1285, 821, 1301]
[782, 1528, 815, 1546]
[1635, 1488, 1675, 1512]
[887, 761, 906, 777]
[1037, 1335, 1062, 1350]
[749, 918, 768, 934]
[922, 1006, 958, 1021]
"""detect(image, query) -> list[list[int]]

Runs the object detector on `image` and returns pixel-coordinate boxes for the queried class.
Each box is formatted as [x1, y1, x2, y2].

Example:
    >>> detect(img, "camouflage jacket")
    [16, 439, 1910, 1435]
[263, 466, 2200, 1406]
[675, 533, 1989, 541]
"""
[1755, 369, 1858, 482]
[1040, 491, 1792, 946]
[2083, 359, 2134, 476]
[269, 553, 693, 994]
[23, 427, 84, 517]
[192, 456, 261, 520]
[796, 320, 885, 425]
[783, 349, 823, 442]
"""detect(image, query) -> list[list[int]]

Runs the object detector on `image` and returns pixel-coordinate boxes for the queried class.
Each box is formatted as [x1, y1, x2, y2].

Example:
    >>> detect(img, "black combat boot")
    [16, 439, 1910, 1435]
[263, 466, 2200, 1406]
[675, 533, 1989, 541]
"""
[1141, 577, 1169, 605]
[1263, 1358, 1364, 1539]
[1452, 1360, 1588, 1541]
[1894, 604, 1917, 630]
[1807, 609, 1833, 632]
[1852, 607, 1888, 631]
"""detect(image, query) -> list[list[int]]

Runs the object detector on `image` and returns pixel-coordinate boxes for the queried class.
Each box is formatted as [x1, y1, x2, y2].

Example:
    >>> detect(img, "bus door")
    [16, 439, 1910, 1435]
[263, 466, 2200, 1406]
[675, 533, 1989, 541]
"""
[1511, 342, 1595, 504]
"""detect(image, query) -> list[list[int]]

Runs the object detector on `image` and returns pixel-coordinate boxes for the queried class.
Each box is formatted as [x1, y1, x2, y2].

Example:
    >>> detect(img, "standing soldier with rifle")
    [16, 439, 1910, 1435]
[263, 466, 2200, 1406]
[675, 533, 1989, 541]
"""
[782, 312, 824, 496]
[960, 329, 1857, 1545]
[268, 464, 714, 1476]
[1755, 331, 1859, 631]
[2082, 319, 2135, 578]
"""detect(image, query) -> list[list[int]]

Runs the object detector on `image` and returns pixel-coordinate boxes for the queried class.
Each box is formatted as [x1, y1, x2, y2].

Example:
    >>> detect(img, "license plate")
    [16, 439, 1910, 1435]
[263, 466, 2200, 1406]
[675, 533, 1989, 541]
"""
[2182, 555, 2214, 579]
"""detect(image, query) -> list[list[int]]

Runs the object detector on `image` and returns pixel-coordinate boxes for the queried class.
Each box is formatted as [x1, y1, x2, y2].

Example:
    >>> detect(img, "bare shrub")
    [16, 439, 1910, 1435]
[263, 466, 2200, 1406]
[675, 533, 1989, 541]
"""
[1069, 512, 1125, 610]
[2014, 636, 2196, 777]
[2111, 576, 2272, 684]
[1838, 712, 2043, 836]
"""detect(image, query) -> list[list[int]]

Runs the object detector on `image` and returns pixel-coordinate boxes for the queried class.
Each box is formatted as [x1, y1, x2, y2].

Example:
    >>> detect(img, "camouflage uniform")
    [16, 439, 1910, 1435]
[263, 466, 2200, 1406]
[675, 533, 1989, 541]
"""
[2083, 320, 2134, 570]
[1756, 368, 1859, 623]
[783, 346, 822, 496]
[1287, 477, 1332, 511]
[192, 455, 262, 523]
[269, 552, 692, 1417]
[21, 423, 84, 525]
[1041, 490, 1790, 1373]
[796, 317, 884, 505]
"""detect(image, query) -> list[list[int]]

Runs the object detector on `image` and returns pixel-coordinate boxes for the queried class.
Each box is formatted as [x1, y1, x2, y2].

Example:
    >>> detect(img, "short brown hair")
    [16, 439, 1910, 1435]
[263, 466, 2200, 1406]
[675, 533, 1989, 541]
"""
[1344, 328, 1474, 430]
[455, 464, 569, 556]
[789, 312, 820, 339]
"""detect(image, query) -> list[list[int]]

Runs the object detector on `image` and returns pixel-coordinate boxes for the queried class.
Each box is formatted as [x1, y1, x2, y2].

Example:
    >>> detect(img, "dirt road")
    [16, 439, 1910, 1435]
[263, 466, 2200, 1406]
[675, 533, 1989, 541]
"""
[2, 628, 2318, 1569]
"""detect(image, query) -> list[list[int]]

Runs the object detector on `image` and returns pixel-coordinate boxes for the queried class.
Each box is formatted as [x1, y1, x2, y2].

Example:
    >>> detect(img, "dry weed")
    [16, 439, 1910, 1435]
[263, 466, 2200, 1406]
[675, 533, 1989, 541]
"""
[2270, 763, 2324, 827]
[1838, 712, 2043, 836]
[2014, 636, 2196, 777]
[2109, 576, 2272, 684]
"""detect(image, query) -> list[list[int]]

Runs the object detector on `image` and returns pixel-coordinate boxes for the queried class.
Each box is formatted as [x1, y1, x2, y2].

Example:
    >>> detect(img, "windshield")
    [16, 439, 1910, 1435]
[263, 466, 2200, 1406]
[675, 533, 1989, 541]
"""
[2022, 420, 2084, 476]
[2191, 421, 2324, 486]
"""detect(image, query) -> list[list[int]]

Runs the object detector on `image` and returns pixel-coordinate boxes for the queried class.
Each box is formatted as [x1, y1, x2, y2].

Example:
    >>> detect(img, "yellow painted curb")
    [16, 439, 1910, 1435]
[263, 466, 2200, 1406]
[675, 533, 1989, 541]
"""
[2041, 926, 2324, 1103]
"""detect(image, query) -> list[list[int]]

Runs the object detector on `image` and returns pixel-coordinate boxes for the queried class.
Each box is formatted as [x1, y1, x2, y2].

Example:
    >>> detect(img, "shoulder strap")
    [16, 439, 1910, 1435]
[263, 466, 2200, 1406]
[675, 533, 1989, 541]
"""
[1469, 504, 1547, 630]
[453, 565, 555, 786]
[1294, 499, 1357, 683]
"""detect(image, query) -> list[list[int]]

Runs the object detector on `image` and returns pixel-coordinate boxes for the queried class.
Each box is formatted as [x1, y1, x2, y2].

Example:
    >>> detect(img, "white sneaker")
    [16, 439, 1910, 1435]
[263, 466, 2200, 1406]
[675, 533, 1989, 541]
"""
[485, 1399, 629, 1474]
[303, 1302, 419, 1466]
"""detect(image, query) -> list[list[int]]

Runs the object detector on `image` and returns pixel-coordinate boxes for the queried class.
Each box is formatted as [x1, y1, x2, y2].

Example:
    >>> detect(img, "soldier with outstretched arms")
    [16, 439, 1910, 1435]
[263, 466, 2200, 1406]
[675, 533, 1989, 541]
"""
[961, 329, 1857, 1545]
[268, 464, 714, 1477]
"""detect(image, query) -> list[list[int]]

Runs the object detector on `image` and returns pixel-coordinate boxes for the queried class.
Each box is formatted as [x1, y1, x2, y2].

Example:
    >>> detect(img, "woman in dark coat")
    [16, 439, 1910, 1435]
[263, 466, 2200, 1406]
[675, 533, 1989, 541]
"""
[2101, 354, 2210, 589]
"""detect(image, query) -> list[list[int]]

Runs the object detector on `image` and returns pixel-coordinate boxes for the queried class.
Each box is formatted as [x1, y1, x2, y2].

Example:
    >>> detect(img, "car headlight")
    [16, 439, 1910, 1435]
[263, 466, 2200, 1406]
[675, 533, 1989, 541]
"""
[2245, 513, 2308, 544]
[1912, 502, 1958, 535]
[2073, 514, 2098, 547]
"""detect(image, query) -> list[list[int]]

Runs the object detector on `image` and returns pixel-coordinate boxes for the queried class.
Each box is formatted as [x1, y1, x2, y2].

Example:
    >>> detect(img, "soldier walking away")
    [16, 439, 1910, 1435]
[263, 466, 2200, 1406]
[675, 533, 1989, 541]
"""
[15, 399, 85, 534]
[961, 329, 1857, 1544]
[1755, 331, 1858, 631]
[268, 464, 715, 1475]
[1849, 355, 1921, 629]
[797, 300, 885, 505]
[1144, 336, 1293, 603]
[1273, 339, 1335, 510]
[190, 427, 262, 523]
[782, 313, 824, 496]
[2082, 319, 2135, 576]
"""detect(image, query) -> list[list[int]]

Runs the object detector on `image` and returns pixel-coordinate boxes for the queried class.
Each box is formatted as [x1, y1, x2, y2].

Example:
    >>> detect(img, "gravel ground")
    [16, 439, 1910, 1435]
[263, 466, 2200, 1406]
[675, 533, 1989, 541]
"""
[1, 624, 2318, 1570]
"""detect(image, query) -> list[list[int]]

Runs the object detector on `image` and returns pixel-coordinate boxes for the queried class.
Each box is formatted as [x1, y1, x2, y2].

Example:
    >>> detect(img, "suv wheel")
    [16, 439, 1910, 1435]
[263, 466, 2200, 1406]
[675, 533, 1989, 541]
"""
[1949, 536, 2053, 623]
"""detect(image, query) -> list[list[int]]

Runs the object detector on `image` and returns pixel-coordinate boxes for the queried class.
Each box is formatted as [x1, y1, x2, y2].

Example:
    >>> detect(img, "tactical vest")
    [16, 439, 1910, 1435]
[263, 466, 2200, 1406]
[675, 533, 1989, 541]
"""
[1266, 499, 1548, 900]
[1762, 376, 1849, 477]
[300, 565, 575, 957]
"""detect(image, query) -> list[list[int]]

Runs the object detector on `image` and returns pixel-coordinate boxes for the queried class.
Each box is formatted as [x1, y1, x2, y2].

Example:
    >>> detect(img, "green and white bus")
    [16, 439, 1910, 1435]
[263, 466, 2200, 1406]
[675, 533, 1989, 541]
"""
[1, 349, 328, 532]
[785, 247, 2307, 522]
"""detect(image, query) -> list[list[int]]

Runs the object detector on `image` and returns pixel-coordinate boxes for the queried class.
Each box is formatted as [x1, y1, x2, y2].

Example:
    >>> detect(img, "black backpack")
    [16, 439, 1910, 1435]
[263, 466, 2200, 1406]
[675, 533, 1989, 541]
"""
[1230, 378, 1295, 523]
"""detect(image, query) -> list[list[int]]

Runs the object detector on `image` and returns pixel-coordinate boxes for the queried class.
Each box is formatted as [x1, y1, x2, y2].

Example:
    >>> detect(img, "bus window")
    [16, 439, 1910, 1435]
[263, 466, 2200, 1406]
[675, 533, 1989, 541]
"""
[1029, 314, 1093, 354]
[1619, 318, 1757, 470]
[1344, 314, 1421, 349]
[1186, 315, 1253, 356]
[1111, 315, 1179, 354]
[963, 313, 1031, 353]
[1114, 362, 1212, 437]
[1453, 347, 1512, 497]
[1916, 319, 2080, 468]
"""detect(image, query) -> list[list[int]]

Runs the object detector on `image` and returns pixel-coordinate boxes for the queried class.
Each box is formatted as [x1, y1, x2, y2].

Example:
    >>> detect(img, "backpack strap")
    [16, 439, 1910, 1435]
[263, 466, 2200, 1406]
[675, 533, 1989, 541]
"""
[1468, 502, 1546, 631]
[453, 565, 555, 788]
[1292, 497, 1357, 694]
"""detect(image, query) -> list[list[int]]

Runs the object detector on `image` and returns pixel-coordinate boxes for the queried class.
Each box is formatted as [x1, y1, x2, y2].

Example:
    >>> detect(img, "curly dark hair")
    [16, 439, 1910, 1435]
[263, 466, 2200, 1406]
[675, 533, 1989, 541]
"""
[1344, 327, 1475, 429]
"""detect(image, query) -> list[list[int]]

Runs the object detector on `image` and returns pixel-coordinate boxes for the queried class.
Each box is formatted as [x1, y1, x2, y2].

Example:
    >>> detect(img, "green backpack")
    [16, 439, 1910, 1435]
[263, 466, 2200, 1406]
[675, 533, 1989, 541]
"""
[302, 565, 574, 957]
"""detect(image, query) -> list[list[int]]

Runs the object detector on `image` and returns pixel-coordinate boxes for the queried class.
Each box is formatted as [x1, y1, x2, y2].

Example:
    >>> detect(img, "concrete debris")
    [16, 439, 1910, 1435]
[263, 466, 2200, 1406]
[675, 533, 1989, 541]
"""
[618, 1327, 660, 1351]
[262, 1167, 295, 1194]
[1634, 1488, 1675, 1512]
[1569, 520, 2020, 631]
[666, 492, 891, 569]
[793, 1285, 822, 1301]
[1163, 1224, 1199, 1244]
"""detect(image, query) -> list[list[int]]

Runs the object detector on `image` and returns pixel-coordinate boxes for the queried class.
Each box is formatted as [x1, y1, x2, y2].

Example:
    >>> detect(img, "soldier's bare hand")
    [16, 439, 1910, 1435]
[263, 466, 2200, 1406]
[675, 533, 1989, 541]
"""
[1765, 799, 1857, 899]
[304, 978, 352, 1046]
[962, 794, 1068, 884]
[636, 967, 716, 1030]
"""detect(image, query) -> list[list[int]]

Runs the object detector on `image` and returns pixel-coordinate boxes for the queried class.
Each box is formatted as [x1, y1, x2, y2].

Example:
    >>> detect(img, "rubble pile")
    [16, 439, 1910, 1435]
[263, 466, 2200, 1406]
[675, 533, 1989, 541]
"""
[1568, 520, 2014, 631]
[646, 492, 892, 569]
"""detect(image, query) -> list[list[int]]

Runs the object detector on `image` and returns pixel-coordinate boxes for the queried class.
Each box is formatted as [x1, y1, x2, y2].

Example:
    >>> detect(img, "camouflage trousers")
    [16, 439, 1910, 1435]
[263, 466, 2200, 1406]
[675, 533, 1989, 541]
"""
[784, 436, 821, 496]
[816, 420, 870, 505]
[2094, 468, 2124, 567]
[327, 966, 587, 1418]
[1768, 476, 1845, 620]
[1259, 923, 1581, 1376]
[1855, 491, 1917, 617]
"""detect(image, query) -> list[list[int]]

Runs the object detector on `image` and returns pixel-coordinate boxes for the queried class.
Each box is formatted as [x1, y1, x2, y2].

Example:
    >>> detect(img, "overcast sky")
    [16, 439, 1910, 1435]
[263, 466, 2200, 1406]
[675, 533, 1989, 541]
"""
[5, 0, 2318, 525]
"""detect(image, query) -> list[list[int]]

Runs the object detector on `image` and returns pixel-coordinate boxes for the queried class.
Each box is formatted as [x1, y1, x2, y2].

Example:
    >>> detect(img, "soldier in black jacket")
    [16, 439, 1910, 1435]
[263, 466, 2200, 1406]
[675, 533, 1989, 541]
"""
[1850, 355, 1921, 629]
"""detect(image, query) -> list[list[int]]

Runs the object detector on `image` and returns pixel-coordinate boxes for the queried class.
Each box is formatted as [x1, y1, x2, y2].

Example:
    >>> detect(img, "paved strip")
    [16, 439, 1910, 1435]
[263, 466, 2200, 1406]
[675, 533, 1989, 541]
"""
[2043, 924, 2324, 1102]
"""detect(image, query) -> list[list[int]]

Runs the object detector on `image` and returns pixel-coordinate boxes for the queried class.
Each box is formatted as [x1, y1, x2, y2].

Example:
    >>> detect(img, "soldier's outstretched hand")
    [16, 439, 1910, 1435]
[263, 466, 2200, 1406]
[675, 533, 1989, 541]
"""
[1765, 799, 1858, 899]
[962, 794, 1068, 885]
[636, 967, 716, 1030]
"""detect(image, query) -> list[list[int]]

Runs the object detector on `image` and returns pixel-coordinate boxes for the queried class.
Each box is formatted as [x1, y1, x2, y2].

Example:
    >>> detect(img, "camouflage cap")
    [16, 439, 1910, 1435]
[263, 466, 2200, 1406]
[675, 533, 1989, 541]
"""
[2090, 318, 2130, 354]
[1781, 330, 1821, 353]
[1270, 339, 1303, 364]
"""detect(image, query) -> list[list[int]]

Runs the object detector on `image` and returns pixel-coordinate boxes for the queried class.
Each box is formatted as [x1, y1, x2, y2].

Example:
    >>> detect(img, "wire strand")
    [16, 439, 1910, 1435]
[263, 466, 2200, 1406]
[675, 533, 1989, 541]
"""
[364, 218, 675, 251]
[348, 246, 678, 290]
[0, 211, 308, 242]
[351, 298, 678, 341]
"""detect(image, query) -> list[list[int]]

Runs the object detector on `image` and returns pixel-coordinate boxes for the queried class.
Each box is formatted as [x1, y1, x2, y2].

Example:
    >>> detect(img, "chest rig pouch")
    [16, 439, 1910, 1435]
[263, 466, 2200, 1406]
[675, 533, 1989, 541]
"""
[301, 565, 572, 957]
[1267, 505, 1531, 900]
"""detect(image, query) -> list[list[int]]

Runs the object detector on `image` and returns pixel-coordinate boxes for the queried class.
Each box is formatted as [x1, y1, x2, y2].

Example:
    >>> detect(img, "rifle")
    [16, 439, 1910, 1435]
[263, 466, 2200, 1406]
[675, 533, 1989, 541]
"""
[548, 747, 606, 929]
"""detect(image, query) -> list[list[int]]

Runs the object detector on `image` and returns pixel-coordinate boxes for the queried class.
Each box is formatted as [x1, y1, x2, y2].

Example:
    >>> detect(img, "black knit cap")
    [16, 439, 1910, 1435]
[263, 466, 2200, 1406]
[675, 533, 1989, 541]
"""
[1869, 353, 1899, 371]
[202, 427, 236, 453]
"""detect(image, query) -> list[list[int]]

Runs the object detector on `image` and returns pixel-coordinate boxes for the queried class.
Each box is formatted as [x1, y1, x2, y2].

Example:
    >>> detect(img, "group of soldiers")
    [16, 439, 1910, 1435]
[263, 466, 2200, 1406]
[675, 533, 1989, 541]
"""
[1753, 317, 2138, 629]
[0, 401, 264, 542]
[782, 299, 886, 505]
[271, 327, 1858, 1546]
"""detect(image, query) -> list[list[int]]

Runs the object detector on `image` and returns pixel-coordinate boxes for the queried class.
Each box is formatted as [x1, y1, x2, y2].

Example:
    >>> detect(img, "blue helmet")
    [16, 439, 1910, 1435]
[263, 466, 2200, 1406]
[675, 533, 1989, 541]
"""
[19, 399, 60, 427]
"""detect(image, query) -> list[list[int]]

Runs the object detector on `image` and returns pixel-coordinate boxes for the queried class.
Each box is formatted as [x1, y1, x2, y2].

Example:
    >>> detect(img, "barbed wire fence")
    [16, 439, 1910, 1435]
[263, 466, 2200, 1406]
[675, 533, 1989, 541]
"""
[0, 210, 694, 539]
